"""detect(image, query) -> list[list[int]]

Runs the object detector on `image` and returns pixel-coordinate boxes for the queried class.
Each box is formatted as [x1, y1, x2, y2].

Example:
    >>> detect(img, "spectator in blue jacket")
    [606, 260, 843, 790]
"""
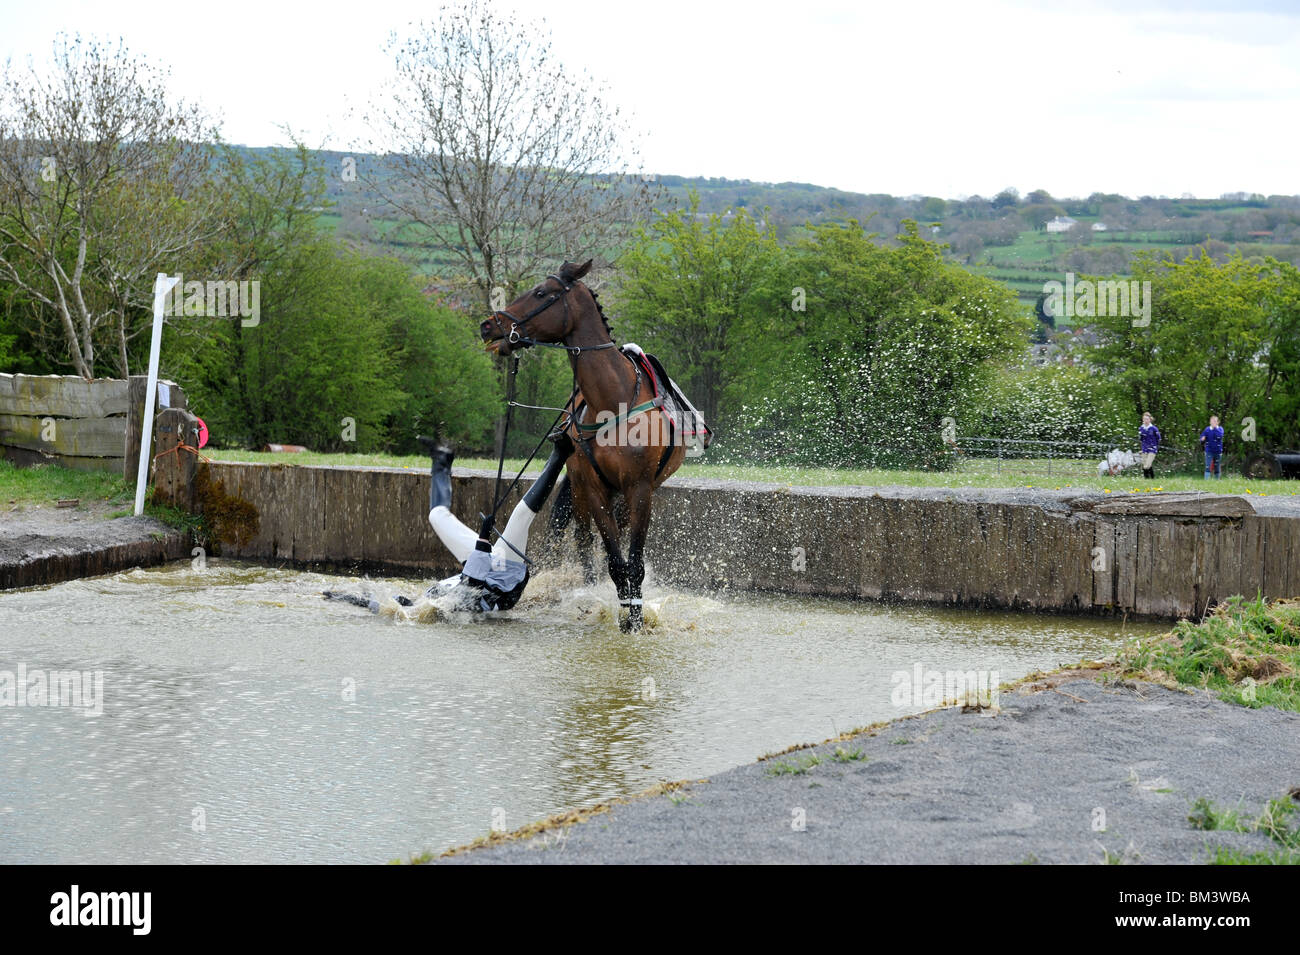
[1199, 415, 1225, 479]
[1138, 412, 1161, 479]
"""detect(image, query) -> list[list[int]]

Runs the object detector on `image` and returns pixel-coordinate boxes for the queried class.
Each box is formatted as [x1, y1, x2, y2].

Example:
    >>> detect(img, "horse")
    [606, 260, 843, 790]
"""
[479, 259, 686, 631]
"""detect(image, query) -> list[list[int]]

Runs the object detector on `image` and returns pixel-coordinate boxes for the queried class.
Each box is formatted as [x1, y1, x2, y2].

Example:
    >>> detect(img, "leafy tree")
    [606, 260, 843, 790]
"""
[1020, 203, 1066, 230]
[0, 35, 218, 377]
[734, 220, 1031, 468]
[992, 187, 1021, 210]
[1256, 260, 1300, 448]
[370, 260, 499, 452]
[965, 365, 1131, 444]
[1089, 250, 1291, 451]
[0, 283, 55, 373]
[366, 0, 654, 306]
[921, 197, 947, 219]
[164, 145, 499, 453]
[612, 192, 784, 426]
[166, 240, 403, 451]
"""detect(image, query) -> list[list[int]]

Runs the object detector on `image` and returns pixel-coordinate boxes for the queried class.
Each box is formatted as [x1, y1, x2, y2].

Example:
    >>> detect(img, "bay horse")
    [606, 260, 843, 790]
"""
[480, 259, 685, 631]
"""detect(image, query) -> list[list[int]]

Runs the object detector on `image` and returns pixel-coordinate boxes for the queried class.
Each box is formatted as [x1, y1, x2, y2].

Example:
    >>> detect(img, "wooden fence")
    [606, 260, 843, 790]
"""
[0, 373, 187, 476]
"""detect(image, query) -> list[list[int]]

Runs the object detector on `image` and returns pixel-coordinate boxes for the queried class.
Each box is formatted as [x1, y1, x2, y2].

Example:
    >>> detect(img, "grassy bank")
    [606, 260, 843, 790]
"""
[1115, 597, 1300, 861]
[0, 458, 132, 508]
[0, 459, 202, 533]
[1188, 793, 1300, 864]
[204, 448, 1298, 496]
[1118, 595, 1300, 712]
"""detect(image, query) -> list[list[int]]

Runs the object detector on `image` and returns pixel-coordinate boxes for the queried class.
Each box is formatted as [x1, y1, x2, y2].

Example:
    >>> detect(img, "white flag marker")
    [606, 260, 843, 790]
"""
[134, 273, 180, 516]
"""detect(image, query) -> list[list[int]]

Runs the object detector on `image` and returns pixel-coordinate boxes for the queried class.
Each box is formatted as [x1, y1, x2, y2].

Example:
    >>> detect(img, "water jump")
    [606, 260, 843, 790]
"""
[327, 259, 711, 630]
[323, 432, 572, 614]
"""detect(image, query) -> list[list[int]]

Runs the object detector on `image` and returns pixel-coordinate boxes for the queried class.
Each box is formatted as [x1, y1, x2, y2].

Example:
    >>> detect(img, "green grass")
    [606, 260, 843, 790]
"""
[764, 754, 823, 776]
[1191, 794, 1300, 864]
[828, 746, 867, 763]
[1209, 846, 1300, 864]
[203, 448, 1299, 496]
[1188, 797, 1249, 834]
[0, 458, 132, 508]
[0, 458, 205, 532]
[1117, 594, 1300, 712]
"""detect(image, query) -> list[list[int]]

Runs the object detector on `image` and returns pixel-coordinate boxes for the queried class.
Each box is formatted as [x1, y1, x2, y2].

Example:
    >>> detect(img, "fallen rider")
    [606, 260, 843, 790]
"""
[324, 431, 573, 614]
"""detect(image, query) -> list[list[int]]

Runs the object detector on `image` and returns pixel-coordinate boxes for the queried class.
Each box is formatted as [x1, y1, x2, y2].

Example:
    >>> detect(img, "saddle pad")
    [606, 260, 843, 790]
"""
[621, 343, 714, 448]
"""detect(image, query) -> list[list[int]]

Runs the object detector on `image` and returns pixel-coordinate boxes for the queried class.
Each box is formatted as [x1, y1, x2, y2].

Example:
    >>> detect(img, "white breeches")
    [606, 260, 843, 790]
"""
[428, 501, 537, 565]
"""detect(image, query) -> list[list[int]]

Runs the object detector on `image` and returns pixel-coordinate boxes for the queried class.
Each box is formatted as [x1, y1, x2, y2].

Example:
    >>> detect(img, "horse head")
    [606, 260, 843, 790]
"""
[480, 259, 595, 356]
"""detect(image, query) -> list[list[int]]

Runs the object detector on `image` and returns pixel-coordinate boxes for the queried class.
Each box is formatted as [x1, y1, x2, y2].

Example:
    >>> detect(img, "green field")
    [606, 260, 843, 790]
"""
[203, 449, 1299, 497]
[969, 225, 1201, 309]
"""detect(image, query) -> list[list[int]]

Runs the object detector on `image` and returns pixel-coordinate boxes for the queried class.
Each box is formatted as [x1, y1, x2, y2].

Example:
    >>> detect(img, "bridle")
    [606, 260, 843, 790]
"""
[488, 274, 616, 356]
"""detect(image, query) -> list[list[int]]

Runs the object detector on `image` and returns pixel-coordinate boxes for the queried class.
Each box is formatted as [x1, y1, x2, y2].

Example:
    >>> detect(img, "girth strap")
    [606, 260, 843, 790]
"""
[573, 397, 664, 437]
[571, 399, 619, 493]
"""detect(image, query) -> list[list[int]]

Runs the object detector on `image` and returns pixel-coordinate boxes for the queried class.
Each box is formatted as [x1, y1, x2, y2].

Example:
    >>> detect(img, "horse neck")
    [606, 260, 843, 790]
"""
[566, 302, 634, 414]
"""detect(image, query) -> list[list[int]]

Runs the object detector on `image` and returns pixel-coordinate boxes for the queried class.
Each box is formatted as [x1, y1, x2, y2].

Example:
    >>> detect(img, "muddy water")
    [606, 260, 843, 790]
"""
[0, 561, 1161, 863]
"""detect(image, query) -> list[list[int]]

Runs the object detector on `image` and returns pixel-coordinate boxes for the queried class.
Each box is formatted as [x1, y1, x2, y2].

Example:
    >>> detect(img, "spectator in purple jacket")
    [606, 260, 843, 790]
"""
[1138, 412, 1160, 479]
[1200, 415, 1225, 479]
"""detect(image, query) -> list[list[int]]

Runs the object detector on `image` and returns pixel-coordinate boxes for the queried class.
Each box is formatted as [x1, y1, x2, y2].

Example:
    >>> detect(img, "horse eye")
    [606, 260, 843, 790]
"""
[534, 289, 546, 298]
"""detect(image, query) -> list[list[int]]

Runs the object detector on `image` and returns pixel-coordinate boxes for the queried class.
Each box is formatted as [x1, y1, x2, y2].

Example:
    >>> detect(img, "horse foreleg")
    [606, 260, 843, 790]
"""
[622, 486, 653, 632]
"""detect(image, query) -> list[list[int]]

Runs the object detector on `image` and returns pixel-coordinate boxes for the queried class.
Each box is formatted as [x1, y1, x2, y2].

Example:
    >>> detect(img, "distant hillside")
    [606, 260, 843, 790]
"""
[240, 146, 1300, 315]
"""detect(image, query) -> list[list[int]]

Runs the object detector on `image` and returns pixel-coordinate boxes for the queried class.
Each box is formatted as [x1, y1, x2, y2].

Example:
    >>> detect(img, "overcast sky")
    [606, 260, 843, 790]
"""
[2, 0, 1297, 199]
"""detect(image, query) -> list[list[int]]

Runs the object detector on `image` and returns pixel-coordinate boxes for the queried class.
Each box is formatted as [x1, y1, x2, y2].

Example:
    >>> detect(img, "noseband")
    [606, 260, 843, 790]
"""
[489, 274, 615, 356]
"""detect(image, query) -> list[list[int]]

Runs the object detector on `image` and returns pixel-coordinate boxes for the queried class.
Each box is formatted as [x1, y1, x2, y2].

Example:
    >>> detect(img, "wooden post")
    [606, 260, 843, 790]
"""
[153, 407, 200, 511]
[125, 375, 148, 481]
[126, 377, 188, 482]
[158, 378, 188, 412]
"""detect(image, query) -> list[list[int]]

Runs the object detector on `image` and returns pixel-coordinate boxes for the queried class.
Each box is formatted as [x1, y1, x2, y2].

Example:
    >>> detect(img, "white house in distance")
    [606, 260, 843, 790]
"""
[1045, 215, 1077, 232]
[1092, 222, 1108, 232]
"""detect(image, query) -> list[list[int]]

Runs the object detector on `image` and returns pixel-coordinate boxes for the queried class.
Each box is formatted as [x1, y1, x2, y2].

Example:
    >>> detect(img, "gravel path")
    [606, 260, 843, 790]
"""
[0, 504, 188, 589]
[443, 672, 1300, 864]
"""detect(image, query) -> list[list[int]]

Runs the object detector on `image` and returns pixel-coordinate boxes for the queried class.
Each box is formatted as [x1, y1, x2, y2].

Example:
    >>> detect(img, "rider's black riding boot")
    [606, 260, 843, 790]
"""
[523, 433, 574, 513]
[418, 434, 454, 511]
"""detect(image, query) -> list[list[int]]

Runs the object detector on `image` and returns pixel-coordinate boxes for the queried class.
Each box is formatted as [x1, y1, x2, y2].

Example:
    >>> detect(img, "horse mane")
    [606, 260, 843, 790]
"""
[586, 285, 616, 342]
[556, 260, 614, 342]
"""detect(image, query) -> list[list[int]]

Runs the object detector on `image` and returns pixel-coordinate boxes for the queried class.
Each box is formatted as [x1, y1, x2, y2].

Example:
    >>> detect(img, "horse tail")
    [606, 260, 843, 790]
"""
[550, 474, 572, 532]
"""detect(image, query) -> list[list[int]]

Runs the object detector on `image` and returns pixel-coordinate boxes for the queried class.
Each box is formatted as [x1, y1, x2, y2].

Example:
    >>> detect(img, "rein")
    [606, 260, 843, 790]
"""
[481, 352, 571, 566]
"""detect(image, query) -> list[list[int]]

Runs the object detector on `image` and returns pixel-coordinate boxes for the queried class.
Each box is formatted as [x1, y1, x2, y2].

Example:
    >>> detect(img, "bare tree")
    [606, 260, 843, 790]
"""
[0, 35, 220, 378]
[365, 1, 658, 305]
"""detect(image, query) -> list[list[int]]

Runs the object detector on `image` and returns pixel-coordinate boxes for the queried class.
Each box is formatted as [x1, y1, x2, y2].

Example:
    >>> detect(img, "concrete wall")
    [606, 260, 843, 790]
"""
[204, 461, 1300, 619]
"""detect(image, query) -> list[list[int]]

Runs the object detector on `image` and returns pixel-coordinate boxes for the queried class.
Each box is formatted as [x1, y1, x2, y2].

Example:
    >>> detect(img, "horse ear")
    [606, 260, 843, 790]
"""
[572, 259, 593, 280]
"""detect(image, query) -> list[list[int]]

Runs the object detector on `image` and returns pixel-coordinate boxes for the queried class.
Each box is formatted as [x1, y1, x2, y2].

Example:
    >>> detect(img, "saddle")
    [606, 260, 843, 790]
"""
[620, 344, 714, 452]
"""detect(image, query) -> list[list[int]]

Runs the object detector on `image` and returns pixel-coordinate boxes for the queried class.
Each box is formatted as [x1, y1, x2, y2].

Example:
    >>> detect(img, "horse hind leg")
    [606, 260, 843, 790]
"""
[569, 479, 599, 585]
[577, 518, 598, 585]
[585, 494, 636, 628]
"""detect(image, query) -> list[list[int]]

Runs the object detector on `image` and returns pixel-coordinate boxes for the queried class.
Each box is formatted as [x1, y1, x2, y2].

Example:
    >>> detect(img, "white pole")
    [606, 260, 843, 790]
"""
[134, 273, 180, 516]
